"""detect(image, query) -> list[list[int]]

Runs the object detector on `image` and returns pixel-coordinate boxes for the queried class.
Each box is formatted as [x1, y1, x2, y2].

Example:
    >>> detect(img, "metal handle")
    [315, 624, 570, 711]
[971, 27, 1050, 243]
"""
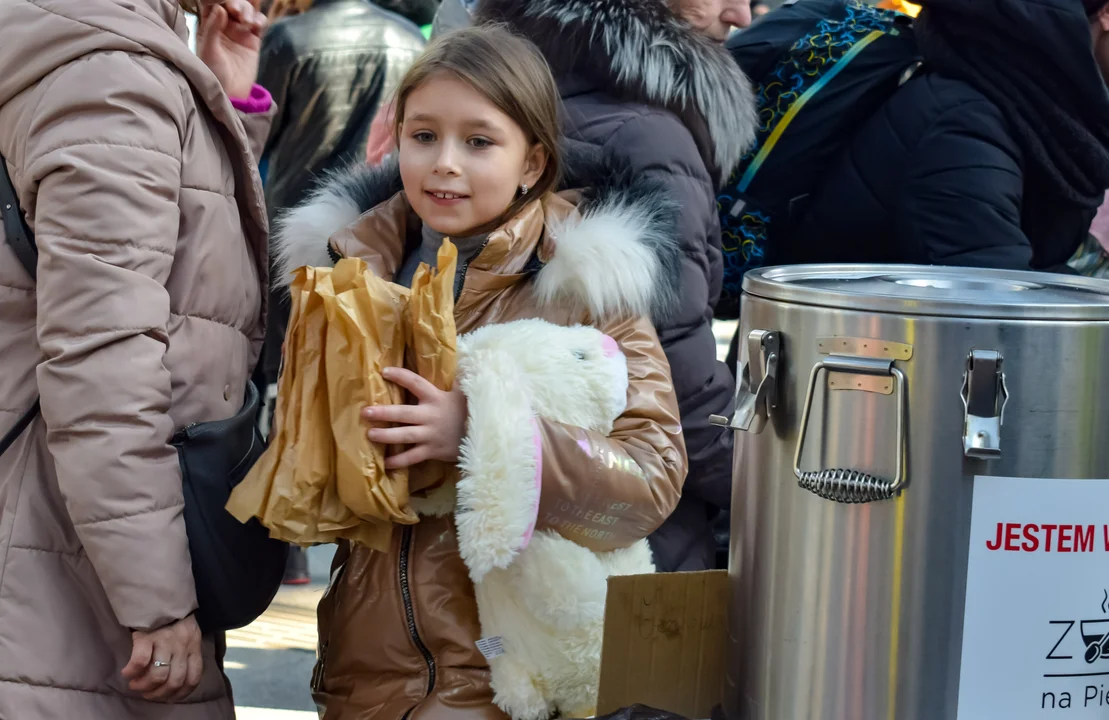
[711, 330, 780, 434]
[793, 356, 908, 504]
[961, 349, 1009, 459]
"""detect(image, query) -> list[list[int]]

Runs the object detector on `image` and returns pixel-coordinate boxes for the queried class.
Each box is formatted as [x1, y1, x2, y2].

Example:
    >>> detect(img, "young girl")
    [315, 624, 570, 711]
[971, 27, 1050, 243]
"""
[275, 26, 688, 719]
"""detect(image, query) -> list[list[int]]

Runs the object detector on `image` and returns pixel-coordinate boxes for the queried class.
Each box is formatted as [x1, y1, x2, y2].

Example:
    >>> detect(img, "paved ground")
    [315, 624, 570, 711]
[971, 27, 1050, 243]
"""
[229, 544, 334, 718]
[229, 321, 739, 717]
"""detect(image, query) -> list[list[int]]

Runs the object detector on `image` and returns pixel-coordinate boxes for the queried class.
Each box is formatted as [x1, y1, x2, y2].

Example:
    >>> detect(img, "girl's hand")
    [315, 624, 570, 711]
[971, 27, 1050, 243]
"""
[363, 368, 467, 469]
[197, 0, 267, 100]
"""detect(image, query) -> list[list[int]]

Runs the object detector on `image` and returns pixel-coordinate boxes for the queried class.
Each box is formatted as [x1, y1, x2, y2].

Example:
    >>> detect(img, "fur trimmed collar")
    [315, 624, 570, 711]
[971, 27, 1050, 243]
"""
[475, 0, 757, 177]
[272, 142, 682, 324]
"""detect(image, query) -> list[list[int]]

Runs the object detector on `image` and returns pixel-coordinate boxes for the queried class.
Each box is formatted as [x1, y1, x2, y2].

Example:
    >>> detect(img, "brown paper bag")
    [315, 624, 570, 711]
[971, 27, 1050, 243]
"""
[316, 258, 419, 530]
[228, 245, 459, 549]
[408, 239, 460, 494]
[229, 266, 392, 550]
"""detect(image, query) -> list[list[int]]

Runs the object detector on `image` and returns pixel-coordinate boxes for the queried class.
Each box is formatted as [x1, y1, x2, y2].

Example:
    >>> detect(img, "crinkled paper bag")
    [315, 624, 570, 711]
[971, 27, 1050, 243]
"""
[407, 239, 459, 494]
[228, 265, 392, 550]
[228, 245, 459, 549]
[316, 258, 419, 529]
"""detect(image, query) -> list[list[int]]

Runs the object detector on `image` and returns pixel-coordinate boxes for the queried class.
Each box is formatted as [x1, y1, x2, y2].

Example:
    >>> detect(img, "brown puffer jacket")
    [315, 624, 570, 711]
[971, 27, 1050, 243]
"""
[273, 151, 688, 719]
[0, 0, 270, 716]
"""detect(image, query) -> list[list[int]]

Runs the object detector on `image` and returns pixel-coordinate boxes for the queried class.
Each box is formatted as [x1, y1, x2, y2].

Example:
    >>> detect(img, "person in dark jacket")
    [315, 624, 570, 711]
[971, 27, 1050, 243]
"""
[475, 0, 759, 571]
[258, 1, 425, 217]
[778, 0, 1109, 272]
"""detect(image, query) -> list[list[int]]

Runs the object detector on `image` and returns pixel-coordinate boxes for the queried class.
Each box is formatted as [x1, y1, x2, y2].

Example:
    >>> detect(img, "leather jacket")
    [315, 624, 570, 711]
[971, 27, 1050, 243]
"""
[257, 0, 425, 215]
[272, 150, 688, 719]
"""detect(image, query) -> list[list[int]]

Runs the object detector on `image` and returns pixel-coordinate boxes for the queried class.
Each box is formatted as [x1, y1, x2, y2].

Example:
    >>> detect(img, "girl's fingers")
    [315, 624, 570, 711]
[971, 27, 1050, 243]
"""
[362, 404, 425, 425]
[384, 446, 430, 470]
[382, 367, 440, 402]
[368, 425, 430, 446]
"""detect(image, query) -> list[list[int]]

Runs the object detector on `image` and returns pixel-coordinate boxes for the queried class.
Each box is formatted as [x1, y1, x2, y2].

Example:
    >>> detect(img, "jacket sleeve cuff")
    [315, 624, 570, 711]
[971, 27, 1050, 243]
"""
[454, 354, 542, 583]
[230, 84, 273, 114]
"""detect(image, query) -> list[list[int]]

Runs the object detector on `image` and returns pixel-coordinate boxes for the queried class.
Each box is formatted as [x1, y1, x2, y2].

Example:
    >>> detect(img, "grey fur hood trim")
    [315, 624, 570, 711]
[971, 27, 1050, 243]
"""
[272, 142, 682, 324]
[475, 0, 758, 176]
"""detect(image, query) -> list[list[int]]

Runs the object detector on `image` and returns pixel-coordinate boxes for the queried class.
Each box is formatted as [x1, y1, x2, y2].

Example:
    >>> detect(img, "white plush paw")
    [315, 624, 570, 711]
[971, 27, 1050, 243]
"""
[490, 656, 553, 720]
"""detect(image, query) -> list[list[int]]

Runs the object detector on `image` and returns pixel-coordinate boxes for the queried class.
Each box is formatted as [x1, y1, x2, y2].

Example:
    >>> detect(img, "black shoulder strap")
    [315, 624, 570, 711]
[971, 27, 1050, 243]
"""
[0, 152, 36, 280]
[0, 152, 40, 458]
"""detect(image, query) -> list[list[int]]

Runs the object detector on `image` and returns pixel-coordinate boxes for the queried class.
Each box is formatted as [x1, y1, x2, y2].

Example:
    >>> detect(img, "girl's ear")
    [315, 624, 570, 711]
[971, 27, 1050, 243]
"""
[521, 142, 548, 191]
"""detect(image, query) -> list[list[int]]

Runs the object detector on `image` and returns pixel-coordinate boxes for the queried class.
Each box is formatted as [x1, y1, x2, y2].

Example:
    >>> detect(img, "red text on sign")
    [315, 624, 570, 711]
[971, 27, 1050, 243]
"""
[985, 523, 1099, 553]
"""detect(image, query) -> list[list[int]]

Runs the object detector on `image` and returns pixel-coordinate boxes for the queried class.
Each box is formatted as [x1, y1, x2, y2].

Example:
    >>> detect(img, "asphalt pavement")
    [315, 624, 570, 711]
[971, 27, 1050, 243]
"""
[229, 544, 334, 718]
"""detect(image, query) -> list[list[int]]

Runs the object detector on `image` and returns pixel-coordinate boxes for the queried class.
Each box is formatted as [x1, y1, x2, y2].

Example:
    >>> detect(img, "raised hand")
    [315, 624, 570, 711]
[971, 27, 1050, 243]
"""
[197, 0, 267, 99]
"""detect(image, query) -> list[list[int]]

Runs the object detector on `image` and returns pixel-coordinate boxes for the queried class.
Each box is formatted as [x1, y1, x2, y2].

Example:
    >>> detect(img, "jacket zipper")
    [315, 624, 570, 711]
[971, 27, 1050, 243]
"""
[399, 524, 436, 699]
[453, 238, 491, 301]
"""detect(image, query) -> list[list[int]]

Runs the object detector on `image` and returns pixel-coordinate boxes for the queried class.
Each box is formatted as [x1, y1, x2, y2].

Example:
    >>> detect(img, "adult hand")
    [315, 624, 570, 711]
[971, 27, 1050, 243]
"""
[197, 0, 267, 99]
[363, 368, 468, 469]
[120, 615, 203, 702]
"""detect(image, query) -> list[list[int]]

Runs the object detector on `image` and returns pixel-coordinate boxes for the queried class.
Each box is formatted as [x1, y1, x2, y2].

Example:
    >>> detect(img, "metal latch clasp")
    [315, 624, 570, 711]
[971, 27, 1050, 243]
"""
[961, 349, 1010, 459]
[711, 330, 780, 434]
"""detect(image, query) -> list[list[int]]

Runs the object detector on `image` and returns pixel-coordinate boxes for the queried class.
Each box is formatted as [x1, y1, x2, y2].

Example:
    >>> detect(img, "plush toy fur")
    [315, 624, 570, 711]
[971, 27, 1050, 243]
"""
[453, 319, 656, 720]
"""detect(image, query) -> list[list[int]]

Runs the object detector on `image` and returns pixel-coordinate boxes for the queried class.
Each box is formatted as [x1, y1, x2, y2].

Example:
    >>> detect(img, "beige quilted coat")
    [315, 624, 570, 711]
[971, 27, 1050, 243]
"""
[0, 0, 271, 716]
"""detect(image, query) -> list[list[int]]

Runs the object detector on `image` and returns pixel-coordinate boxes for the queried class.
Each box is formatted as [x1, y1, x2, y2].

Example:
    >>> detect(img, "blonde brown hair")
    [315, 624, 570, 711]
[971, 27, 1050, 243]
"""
[393, 25, 563, 228]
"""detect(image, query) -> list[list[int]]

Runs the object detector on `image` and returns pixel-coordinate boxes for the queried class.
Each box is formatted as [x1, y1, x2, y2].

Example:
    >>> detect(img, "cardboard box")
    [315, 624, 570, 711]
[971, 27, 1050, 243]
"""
[596, 570, 729, 719]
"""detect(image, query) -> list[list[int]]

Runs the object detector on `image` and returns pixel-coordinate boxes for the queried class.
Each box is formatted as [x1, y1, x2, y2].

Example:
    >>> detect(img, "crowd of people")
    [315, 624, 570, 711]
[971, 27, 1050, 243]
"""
[0, 0, 1107, 717]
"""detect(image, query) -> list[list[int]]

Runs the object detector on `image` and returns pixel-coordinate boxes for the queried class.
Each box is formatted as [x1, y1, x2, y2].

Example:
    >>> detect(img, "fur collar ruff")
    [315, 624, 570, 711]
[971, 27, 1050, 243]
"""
[475, 0, 758, 176]
[272, 142, 682, 325]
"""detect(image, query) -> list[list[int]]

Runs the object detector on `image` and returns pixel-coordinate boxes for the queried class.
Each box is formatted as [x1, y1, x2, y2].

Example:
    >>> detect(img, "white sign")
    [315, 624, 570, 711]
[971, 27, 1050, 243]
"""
[958, 476, 1109, 718]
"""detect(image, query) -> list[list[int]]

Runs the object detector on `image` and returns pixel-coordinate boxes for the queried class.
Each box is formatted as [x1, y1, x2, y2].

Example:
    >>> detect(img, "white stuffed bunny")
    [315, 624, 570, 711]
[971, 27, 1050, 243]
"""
[450, 318, 656, 720]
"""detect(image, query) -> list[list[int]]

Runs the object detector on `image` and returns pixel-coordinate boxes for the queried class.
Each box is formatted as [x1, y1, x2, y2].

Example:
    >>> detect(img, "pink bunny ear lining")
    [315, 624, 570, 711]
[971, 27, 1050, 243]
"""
[601, 334, 620, 358]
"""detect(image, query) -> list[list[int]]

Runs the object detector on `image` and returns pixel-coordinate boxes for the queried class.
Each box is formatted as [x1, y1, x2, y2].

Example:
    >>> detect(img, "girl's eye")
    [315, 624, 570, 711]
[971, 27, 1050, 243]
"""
[413, 131, 435, 144]
[468, 137, 493, 149]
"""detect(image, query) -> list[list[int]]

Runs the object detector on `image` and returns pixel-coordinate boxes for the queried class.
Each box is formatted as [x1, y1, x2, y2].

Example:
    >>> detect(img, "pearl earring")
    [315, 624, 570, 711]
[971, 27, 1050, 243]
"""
[520, 184, 529, 195]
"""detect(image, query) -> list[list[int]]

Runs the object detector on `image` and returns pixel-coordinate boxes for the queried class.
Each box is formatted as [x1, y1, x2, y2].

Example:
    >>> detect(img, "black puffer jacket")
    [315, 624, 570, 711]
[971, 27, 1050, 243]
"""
[476, 0, 759, 571]
[779, 0, 1109, 270]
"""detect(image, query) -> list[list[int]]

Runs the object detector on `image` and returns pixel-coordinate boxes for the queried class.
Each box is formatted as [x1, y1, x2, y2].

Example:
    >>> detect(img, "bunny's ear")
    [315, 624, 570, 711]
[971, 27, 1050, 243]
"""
[454, 349, 543, 583]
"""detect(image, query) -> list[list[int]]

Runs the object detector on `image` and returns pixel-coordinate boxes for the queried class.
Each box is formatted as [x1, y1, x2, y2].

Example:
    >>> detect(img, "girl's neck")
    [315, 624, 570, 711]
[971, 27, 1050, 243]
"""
[420, 224, 489, 259]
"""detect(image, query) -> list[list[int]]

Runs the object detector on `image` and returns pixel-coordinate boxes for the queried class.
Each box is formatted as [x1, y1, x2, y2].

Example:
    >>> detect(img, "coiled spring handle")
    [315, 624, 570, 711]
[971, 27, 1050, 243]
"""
[793, 356, 907, 504]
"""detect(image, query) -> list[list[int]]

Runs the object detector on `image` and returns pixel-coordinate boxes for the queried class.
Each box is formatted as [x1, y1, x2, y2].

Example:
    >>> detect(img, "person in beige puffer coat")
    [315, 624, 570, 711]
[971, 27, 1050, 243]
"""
[0, 0, 272, 716]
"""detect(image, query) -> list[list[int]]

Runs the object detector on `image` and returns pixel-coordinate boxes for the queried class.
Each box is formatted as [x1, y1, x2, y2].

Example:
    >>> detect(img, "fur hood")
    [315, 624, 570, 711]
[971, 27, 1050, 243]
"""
[475, 0, 758, 177]
[272, 141, 682, 324]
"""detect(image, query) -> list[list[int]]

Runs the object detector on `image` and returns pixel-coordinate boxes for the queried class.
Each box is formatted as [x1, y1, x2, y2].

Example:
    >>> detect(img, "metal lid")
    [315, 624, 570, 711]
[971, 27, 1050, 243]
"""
[743, 265, 1109, 320]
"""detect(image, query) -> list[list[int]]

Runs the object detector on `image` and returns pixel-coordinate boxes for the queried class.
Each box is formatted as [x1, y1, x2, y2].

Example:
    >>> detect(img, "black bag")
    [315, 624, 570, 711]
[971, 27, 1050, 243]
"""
[0, 153, 286, 633]
[715, 0, 921, 318]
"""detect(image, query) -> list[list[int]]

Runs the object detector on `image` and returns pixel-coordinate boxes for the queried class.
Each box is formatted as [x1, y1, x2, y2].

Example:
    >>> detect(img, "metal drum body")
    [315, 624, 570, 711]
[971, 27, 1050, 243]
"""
[721, 266, 1109, 720]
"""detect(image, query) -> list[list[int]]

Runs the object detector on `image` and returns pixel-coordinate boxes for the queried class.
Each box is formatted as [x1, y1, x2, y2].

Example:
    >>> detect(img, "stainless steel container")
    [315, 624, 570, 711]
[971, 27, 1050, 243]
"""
[717, 265, 1109, 720]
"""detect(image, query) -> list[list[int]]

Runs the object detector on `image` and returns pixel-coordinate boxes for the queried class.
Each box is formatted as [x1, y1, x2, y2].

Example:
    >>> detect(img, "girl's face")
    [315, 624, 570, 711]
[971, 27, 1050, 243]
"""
[399, 73, 547, 236]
